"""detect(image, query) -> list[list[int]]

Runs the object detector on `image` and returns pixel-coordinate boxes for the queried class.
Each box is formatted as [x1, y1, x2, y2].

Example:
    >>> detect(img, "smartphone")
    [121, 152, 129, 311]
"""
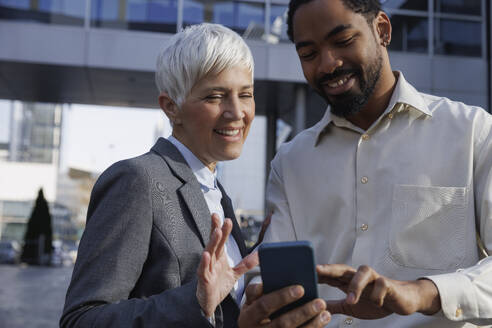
[258, 241, 318, 319]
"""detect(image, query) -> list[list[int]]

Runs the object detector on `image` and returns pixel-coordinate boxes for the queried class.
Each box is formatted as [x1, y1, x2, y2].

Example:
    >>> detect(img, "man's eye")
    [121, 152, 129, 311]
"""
[299, 51, 315, 60]
[240, 93, 253, 98]
[336, 37, 354, 46]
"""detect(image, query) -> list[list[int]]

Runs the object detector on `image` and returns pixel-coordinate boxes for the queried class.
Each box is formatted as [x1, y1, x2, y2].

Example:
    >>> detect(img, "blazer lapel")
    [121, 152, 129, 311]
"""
[218, 181, 248, 257]
[151, 138, 211, 247]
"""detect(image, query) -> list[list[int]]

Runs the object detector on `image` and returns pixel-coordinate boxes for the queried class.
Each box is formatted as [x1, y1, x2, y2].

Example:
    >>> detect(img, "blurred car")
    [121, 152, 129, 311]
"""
[51, 240, 77, 266]
[0, 240, 21, 264]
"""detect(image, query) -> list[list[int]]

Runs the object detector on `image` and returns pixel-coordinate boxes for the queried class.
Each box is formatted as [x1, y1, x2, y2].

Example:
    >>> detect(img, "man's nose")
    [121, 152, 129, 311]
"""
[319, 49, 343, 75]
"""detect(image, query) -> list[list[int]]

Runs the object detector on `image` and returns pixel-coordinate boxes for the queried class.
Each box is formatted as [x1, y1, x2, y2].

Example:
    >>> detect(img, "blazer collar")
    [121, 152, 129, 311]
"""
[151, 137, 199, 184]
[151, 138, 248, 255]
[151, 138, 211, 247]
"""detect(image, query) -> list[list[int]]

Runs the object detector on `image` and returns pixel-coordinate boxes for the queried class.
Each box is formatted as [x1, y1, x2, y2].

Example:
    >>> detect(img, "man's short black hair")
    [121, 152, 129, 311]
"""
[287, 0, 382, 42]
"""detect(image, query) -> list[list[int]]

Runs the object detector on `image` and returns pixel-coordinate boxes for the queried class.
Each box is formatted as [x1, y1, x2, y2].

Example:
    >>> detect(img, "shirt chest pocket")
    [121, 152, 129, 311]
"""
[389, 184, 468, 270]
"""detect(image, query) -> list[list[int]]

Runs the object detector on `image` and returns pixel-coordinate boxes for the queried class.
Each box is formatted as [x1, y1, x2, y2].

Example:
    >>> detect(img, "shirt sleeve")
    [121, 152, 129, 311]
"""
[240, 156, 297, 305]
[425, 113, 492, 325]
[263, 156, 297, 243]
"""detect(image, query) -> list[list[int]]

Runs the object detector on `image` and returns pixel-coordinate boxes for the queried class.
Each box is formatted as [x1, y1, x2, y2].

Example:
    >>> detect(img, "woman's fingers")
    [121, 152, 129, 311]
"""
[197, 250, 211, 281]
[215, 217, 232, 257]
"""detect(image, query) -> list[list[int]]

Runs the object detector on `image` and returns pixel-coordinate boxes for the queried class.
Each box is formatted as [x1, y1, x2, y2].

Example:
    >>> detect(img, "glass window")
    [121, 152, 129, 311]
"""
[382, 0, 428, 11]
[93, 0, 177, 33]
[434, 19, 481, 57]
[0, 102, 10, 144]
[213, 2, 234, 27]
[31, 126, 55, 148]
[146, 0, 177, 24]
[91, 0, 119, 22]
[387, 15, 428, 53]
[270, 4, 289, 42]
[39, 0, 86, 18]
[0, 0, 29, 9]
[184, 1, 264, 35]
[2, 201, 32, 218]
[0, 0, 84, 26]
[183, 0, 204, 26]
[235, 2, 264, 33]
[126, 0, 148, 21]
[435, 0, 481, 16]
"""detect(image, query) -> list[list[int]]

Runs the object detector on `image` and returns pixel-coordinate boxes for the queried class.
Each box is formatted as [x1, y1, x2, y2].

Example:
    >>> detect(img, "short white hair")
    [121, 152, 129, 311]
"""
[155, 23, 254, 107]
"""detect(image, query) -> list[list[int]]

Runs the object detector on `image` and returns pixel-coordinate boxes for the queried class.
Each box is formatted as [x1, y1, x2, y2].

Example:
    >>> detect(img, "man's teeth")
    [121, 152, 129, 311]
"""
[328, 75, 351, 88]
[215, 129, 240, 136]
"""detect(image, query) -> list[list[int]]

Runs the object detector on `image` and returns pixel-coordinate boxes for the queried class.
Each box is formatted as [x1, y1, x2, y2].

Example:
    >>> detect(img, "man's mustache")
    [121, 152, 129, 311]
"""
[317, 68, 360, 85]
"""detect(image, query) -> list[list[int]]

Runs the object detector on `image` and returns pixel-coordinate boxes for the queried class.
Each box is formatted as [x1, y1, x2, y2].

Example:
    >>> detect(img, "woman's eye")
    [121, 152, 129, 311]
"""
[205, 94, 222, 100]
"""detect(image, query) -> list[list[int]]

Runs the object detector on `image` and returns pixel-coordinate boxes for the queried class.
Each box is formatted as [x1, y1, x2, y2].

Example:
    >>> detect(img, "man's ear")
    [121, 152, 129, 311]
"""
[158, 92, 181, 125]
[374, 11, 392, 47]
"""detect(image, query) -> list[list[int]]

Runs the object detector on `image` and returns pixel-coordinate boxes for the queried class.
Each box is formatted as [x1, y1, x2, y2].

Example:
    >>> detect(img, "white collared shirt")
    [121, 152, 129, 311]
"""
[168, 136, 244, 303]
[262, 72, 492, 327]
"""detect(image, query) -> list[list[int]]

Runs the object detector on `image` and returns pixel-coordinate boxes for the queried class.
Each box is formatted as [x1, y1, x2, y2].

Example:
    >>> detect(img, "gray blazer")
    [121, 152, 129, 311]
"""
[60, 138, 248, 328]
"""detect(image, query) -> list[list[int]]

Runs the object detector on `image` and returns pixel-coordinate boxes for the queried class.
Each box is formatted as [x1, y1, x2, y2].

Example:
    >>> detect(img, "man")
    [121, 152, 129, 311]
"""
[245, 0, 492, 327]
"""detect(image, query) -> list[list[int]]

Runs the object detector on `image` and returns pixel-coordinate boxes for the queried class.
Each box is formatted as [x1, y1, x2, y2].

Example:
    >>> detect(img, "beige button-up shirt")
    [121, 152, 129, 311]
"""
[263, 72, 492, 327]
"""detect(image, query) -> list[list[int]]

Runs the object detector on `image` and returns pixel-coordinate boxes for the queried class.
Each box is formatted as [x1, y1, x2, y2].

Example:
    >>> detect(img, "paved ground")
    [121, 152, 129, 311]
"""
[0, 264, 73, 328]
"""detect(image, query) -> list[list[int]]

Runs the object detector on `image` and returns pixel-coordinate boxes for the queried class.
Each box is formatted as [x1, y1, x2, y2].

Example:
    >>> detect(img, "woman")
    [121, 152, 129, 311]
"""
[61, 23, 259, 328]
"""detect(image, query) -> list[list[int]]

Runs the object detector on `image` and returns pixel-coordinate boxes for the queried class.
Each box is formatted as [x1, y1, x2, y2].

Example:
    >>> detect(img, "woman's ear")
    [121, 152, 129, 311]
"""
[159, 92, 181, 125]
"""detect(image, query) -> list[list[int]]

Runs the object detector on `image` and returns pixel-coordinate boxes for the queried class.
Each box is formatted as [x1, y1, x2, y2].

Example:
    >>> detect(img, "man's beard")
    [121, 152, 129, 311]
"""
[316, 52, 383, 118]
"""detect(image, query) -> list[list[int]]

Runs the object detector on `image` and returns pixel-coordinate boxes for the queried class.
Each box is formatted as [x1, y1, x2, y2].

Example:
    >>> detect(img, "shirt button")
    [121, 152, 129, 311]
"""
[361, 176, 368, 184]
[360, 224, 369, 231]
[388, 113, 394, 119]
[455, 307, 463, 317]
[362, 134, 370, 141]
[344, 317, 353, 325]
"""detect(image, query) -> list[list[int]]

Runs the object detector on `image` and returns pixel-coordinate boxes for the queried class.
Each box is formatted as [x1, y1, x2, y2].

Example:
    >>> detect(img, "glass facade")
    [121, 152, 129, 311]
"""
[435, 19, 482, 57]
[434, 0, 483, 57]
[8, 102, 61, 164]
[382, 0, 484, 57]
[0, 0, 85, 26]
[383, 0, 428, 11]
[0, 0, 487, 55]
[91, 0, 178, 33]
[435, 0, 481, 16]
[270, 4, 288, 42]
[183, 1, 265, 35]
[388, 15, 428, 53]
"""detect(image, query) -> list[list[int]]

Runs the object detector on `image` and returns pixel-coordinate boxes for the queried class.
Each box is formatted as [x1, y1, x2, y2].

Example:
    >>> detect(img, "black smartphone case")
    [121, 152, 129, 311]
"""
[259, 241, 319, 319]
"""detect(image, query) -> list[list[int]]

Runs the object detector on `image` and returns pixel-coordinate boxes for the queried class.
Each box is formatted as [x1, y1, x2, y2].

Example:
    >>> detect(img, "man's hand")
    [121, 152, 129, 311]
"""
[238, 283, 331, 327]
[317, 264, 441, 319]
[196, 214, 259, 317]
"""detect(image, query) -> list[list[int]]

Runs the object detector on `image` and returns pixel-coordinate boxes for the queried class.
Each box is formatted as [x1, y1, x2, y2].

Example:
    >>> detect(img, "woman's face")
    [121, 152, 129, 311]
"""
[171, 65, 255, 171]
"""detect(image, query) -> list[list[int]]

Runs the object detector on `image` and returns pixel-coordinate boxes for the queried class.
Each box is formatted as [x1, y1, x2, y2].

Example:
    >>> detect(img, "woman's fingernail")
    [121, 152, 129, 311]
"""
[347, 292, 356, 304]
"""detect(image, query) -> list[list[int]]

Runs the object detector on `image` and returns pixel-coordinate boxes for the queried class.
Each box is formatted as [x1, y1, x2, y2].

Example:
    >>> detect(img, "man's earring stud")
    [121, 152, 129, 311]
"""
[382, 34, 390, 47]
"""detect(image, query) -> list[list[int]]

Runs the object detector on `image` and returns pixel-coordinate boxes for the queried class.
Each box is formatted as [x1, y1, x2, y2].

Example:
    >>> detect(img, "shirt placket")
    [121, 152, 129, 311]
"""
[351, 108, 395, 270]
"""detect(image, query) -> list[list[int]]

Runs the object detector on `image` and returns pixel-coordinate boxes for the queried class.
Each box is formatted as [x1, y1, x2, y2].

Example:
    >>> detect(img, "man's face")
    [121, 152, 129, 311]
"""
[292, 0, 383, 117]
